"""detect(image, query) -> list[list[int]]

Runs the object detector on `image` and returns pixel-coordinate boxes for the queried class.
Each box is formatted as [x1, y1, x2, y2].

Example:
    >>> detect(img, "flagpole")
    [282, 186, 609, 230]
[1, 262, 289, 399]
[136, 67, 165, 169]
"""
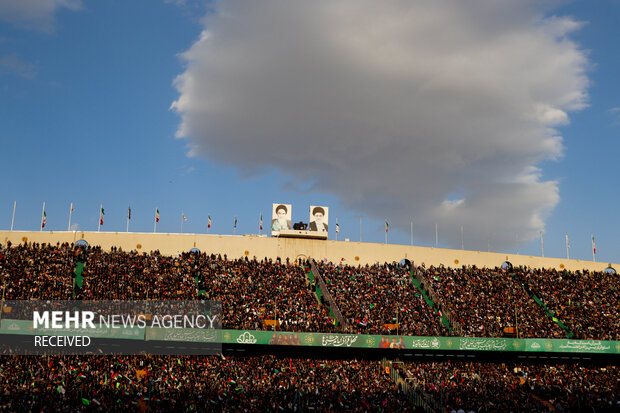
[10, 201, 16, 231]
[154, 207, 157, 233]
[565, 233, 570, 259]
[181, 212, 184, 234]
[385, 220, 387, 244]
[98, 204, 102, 232]
[233, 217, 237, 235]
[126, 206, 130, 233]
[358, 217, 362, 242]
[40, 202, 45, 231]
[68, 203, 73, 231]
[591, 235, 595, 262]
[335, 217, 338, 241]
[540, 231, 544, 257]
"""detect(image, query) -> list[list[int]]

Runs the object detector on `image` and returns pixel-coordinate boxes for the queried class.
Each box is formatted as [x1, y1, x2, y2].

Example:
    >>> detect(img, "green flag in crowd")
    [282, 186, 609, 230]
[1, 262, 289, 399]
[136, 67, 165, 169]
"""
[74, 261, 85, 289]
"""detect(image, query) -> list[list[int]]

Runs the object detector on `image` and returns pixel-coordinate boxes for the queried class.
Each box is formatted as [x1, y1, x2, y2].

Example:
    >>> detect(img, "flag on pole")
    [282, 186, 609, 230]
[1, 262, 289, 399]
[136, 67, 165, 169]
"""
[99, 207, 105, 225]
[68, 202, 75, 231]
[259, 213, 263, 231]
[385, 221, 389, 233]
[592, 235, 596, 255]
[127, 206, 131, 220]
[40, 202, 46, 231]
[182, 213, 188, 221]
[234, 217, 237, 228]
[42, 211, 46, 228]
[208, 215, 211, 229]
[336, 223, 340, 233]
[156, 209, 160, 223]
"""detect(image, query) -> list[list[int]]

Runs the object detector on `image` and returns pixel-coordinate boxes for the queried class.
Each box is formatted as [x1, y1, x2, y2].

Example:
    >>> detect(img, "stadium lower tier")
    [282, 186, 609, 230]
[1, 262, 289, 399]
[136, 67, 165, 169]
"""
[0, 355, 617, 412]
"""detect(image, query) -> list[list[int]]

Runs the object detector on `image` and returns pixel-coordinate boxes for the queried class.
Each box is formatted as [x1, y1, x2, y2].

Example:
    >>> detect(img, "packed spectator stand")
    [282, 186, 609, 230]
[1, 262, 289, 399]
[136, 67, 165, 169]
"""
[316, 261, 447, 336]
[0, 354, 617, 412]
[391, 360, 619, 413]
[1, 241, 618, 340]
[0, 241, 618, 411]
[416, 264, 620, 340]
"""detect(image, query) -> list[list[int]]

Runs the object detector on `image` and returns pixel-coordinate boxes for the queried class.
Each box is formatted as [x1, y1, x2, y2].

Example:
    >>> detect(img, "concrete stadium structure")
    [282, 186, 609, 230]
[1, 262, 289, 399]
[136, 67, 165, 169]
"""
[1, 230, 616, 272]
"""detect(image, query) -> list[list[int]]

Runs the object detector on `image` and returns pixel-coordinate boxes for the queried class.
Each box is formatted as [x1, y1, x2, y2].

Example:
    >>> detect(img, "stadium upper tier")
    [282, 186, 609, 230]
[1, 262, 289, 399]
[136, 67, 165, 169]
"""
[1, 230, 616, 271]
[1, 240, 618, 340]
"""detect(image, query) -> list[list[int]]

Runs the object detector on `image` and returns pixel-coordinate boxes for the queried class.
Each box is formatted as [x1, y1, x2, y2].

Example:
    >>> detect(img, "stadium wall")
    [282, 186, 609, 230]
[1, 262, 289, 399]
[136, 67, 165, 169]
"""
[1, 230, 616, 272]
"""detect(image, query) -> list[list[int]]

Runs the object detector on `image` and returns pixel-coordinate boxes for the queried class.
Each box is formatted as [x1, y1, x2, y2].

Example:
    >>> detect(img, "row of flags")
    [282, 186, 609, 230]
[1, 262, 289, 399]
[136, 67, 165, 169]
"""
[39, 202, 351, 234]
[36, 202, 255, 233]
[564, 233, 597, 261]
[31, 202, 602, 260]
[35, 201, 347, 235]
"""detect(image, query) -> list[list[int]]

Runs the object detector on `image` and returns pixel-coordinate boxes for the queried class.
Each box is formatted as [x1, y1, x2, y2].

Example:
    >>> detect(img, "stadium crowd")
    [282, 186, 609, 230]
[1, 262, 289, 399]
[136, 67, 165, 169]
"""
[416, 264, 620, 340]
[0, 241, 619, 412]
[392, 360, 619, 413]
[0, 355, 412, 412]
[518, 268, 619, 341]
[317, 262, 447, 336]
[0, 241, 618, 340]
[0, 241, 335, 332]
[417, 265, 565, 338]
[192, 254, 336, 332]
[0, 354, 617, 412]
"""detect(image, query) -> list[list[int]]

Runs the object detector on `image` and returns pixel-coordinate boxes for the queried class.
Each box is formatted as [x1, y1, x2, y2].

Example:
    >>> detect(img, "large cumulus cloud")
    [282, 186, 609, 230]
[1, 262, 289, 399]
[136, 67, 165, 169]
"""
[171, 0, 589, 250]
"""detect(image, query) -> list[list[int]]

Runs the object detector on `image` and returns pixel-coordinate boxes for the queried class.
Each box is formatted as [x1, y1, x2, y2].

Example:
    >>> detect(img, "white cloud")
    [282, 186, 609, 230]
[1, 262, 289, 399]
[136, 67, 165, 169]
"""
[0, 54, 37, 78]
[0, 0, 81, 32]
[610, 107, 620, 125]
[171, 0, 589, 250]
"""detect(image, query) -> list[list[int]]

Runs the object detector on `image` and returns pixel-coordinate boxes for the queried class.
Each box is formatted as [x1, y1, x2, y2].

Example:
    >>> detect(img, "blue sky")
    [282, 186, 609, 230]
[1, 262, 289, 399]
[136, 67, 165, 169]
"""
[0, 0, 618, 264]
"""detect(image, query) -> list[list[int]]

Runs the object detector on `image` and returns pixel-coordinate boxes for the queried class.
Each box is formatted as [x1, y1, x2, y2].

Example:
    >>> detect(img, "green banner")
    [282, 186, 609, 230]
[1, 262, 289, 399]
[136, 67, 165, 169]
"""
[2, 319, 618, 354]
[147, 327, 222, 343]
[220, 330, 620, 354]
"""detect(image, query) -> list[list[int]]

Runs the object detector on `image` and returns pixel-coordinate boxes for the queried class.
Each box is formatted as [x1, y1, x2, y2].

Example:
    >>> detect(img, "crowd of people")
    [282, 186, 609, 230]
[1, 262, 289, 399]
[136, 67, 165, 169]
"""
[518, 268, 620, 340]
[416, 264, 619, 340]
[317, 262, 447, 336]
[0, 241, 618, 340]
[193, 254, 336, 332]
[417, 265, 564, 338]
[0, 241, 619, 411]
[0, 355, 412, 412]
[396, 361, 619, 413]
[0, 242, 335, 332]
[0, 353, 616, 412]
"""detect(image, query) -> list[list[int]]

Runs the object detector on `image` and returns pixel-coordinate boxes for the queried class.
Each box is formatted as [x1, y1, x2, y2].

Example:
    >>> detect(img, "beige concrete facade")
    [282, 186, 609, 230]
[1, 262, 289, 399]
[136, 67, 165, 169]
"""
[1, 230, 617, 272]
